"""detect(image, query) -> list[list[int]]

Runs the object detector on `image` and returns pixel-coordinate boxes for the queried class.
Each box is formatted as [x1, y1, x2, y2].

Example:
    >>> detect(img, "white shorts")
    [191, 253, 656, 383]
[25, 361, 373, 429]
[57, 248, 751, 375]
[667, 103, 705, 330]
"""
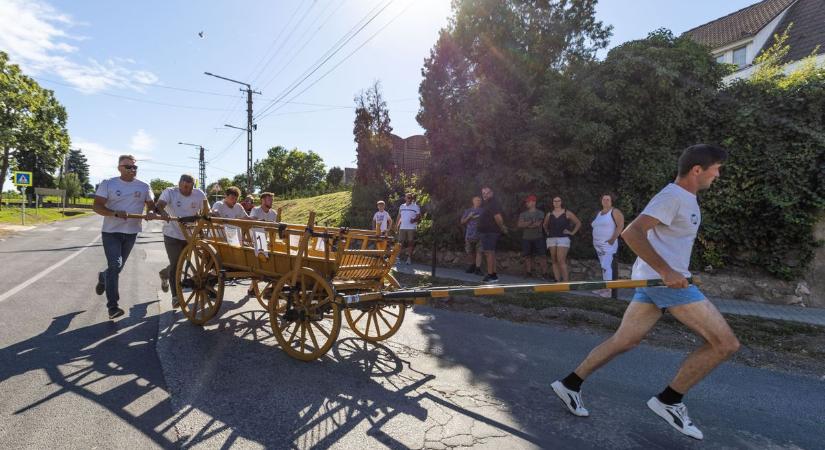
[546, 237, 571, 248]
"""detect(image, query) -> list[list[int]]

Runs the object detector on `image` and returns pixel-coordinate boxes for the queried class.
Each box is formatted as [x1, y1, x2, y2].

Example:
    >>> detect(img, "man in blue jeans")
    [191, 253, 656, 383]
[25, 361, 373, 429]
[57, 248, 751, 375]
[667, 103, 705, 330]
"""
[93, 155, 156, 319]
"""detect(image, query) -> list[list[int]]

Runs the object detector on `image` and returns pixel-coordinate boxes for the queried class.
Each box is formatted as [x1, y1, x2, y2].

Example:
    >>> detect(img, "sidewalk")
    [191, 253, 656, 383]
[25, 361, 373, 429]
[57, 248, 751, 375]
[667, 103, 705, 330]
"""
[393, 263, 825, 327]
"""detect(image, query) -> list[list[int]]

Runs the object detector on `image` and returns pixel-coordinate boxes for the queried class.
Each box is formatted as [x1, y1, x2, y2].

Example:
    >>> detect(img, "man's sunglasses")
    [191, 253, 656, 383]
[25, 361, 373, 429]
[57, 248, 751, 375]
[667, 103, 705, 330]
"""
[120, 164, 138, 170]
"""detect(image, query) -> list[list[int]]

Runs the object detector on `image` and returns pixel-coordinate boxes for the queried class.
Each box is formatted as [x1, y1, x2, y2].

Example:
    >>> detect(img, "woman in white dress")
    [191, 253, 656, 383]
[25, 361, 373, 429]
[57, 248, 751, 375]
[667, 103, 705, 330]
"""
[591, 193, 624, 297]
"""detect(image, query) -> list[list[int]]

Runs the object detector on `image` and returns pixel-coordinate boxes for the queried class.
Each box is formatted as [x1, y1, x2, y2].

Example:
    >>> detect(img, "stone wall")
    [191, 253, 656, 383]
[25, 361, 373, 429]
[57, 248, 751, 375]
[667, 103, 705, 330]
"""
[412, 246, 822, 308]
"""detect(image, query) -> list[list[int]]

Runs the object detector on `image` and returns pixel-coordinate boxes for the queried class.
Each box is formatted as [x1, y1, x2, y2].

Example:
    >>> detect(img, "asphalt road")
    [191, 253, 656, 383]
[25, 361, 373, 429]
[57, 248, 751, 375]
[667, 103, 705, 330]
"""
[1, 215, 823, 449]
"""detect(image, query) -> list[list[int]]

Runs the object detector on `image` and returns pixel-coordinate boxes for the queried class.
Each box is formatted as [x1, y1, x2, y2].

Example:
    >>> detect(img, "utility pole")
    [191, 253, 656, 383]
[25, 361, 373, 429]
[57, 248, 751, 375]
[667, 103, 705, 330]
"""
[205, 71, 260, 194]
[178, 142, 207, 190]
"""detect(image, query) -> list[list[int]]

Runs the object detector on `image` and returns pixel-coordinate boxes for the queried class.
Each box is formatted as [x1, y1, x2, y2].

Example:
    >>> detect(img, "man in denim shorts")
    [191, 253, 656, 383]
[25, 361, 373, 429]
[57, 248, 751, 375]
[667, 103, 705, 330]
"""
[551, 145, 739, 441]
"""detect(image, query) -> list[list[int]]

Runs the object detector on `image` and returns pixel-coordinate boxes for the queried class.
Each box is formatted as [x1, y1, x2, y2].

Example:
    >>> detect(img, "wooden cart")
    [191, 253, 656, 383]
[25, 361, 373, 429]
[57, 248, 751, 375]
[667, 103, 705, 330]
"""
[168, 205, 409, 361]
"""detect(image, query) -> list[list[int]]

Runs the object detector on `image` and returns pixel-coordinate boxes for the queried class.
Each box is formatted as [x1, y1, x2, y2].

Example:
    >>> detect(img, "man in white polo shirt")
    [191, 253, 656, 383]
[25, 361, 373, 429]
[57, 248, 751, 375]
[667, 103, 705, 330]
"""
[93, 154, 156, 320]
[211, 186, 248, 219]
[156, 174, 207, 307]
[552, 144, 738, 441]
[250, 192, 277, 222]
[394, 193, 420, 265]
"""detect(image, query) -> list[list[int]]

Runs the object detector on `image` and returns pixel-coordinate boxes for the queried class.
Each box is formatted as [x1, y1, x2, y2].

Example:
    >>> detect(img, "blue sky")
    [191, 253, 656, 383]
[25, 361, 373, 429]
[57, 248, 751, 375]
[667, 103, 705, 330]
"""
[0, 0, 758, 187]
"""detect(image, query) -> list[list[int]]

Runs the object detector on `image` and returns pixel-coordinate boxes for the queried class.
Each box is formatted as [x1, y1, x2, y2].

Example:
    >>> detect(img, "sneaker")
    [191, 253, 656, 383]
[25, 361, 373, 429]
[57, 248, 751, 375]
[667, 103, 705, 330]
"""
[551, 380, 589, 417]
[481, 274, 499, 284]
[171, 296, 179, 309]
[465, 264, 476, 274]
[108, 307, 125, 320]
[474, 268, 484, 276]
[159, 268, 169, 292]
[95, 273, 105, 296]
[646, 397, 703, 440]
[405, 257, 412, 265]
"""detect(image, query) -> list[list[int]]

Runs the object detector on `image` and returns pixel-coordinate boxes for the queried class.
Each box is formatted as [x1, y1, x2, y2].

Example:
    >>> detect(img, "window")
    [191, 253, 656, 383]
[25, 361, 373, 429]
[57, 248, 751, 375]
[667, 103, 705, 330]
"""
[732, 46, 747, 68]
[715, 53, 726, 64]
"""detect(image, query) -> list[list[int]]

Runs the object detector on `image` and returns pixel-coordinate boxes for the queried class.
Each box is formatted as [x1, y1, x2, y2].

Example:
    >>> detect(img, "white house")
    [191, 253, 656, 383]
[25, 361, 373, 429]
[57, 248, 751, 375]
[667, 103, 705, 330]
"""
[683, 0, 825, 82]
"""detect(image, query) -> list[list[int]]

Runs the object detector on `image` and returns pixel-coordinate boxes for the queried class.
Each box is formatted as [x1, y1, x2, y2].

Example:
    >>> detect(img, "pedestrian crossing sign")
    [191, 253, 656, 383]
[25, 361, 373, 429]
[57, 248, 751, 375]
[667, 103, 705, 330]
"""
[13, 171, 33, 187]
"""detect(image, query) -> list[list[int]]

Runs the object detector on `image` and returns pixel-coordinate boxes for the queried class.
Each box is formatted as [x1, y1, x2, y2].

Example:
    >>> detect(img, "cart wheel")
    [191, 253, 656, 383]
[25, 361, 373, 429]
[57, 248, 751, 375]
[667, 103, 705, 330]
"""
[344, 274, 406, 342]
[175, 242, 224, 325]
[269, 267, 341, 361]
[251, 278, 274, 310]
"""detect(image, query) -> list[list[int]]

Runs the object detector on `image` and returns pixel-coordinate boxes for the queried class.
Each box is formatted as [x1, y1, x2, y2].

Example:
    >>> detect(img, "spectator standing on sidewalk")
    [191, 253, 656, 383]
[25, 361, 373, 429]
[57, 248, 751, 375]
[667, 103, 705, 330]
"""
[543, 196, 581, 282]
[591, 192, 625, 297]
[395, 193, 421, 265]
[155, 174, 207, 307]
[460, 196, 483, 275]
[373, 200, 393, 236]
[93, 154, 157, 320]
[477, 187, 508, 283]
[518, 195, 547, 278]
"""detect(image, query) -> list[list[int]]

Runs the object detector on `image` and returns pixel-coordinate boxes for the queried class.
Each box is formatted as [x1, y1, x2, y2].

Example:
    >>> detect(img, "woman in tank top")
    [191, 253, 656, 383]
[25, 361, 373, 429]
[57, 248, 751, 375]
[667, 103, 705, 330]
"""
[543, 196, 581, 282]
[591, 193, 625, 296]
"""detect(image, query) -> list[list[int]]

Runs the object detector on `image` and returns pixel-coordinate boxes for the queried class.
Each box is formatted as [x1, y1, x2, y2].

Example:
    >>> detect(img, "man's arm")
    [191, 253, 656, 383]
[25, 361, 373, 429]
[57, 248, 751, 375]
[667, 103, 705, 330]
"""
[93, 196, 127, 219]
[494, 213, 508, 234]
[460, 210, 471, 225]
[621, 214, 687, 288]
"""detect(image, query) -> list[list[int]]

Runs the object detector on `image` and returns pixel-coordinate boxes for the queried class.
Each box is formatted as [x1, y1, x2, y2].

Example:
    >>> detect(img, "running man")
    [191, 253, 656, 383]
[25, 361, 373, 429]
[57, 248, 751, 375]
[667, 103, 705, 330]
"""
[250, 192, 277, 222]
[156, 174, 207, 307]
[551, 144, 738, 440]
[93, 155, 156, 319]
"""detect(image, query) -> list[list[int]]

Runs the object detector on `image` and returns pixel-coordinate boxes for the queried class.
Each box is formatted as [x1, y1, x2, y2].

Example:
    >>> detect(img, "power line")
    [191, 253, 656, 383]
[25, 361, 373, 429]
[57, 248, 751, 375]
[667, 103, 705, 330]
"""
[255, 0, 395, 120]
[247, 1, 311, 85]
[257, 0, 415, 122]
[249, 0, 321, 86]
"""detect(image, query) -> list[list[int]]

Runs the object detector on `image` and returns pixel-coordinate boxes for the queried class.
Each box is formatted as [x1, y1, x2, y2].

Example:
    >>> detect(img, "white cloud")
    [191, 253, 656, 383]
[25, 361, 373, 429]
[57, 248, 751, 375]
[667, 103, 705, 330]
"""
[129, 129, 155, 152]
[0, 0, 158, 94]
[73, 138, 153, 184]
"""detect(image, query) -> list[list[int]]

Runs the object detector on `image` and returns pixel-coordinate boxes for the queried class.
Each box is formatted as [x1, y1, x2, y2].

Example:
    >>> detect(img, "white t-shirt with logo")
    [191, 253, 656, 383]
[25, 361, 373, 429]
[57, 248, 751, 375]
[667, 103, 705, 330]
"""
[398, 203, 420, 230]
[211, 200, 249, 219]
[250, 206, 277, 222]
[95, 177, 154, 234]
[159, 187, 207, 240]
[372, 210, 391, 232]
[632, 183, 701, 280]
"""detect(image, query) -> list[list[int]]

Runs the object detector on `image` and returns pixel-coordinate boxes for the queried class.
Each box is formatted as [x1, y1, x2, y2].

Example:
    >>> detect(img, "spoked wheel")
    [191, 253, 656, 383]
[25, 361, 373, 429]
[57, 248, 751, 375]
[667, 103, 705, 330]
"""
[344, 274, 406, 342]
[269, 268, 341, 361]
[175, 242, 224, 325]
[251, 278, 274, 310]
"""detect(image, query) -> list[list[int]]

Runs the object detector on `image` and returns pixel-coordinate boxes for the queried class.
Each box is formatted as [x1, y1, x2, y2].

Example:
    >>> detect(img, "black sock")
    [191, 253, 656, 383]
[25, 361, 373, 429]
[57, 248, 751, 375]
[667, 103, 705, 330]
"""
[657, 385, 684, 405]
[561, 372, 583, 392]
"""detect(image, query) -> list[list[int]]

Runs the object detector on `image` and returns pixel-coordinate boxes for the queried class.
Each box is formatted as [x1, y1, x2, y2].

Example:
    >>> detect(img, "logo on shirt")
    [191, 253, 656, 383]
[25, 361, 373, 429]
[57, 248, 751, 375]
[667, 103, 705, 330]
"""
[690, 213, 699, 225]
[176, 200, 182, 208]
[134, 191, 141, 198]
[115, 190, 121, 196]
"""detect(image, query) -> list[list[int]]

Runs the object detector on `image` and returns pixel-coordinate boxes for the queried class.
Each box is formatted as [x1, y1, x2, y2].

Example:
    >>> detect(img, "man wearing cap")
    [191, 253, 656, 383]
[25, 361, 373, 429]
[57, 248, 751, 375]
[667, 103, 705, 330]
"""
[518, 195, 547, 277]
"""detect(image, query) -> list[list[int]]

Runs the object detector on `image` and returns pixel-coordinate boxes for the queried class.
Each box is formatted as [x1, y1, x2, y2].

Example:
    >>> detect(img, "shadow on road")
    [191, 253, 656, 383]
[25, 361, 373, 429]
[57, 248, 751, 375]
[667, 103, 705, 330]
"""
[0, 298, 556, 448]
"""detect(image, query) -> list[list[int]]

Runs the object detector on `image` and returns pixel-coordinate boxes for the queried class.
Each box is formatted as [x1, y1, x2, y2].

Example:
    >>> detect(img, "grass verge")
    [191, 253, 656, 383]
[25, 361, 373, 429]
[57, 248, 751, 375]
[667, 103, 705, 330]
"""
[273, 191, 350, 225]
[0, 207, 93, 225]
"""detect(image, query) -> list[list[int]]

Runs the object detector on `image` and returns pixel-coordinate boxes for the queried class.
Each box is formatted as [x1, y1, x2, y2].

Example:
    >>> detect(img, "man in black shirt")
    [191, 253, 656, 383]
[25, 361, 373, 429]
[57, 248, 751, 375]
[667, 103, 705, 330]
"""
[477, 187, 508, 283]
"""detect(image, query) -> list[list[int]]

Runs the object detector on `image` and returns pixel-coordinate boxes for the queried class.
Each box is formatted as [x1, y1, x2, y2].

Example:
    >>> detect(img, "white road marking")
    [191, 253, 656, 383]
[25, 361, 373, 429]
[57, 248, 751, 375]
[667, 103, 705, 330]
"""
[65, 226, 80, 231]
[0, 235, 102, 303]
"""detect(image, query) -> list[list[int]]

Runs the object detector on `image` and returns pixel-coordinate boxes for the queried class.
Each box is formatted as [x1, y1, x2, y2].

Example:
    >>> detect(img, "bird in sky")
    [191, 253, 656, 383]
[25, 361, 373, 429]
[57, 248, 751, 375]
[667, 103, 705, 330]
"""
[198, 31, 204, 39]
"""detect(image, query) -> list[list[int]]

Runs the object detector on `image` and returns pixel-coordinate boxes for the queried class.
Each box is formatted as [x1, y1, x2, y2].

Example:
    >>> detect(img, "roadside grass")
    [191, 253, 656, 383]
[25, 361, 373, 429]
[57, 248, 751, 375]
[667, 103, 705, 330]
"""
[0, 207, 92, 225]
[273, 191, 351, 226]
[393, 271, 825, 373]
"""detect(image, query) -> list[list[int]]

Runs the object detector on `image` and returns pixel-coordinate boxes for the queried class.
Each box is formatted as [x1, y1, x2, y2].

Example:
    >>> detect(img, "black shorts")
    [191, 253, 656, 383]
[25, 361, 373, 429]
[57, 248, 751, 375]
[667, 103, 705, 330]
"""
[521, 238, 545, 257]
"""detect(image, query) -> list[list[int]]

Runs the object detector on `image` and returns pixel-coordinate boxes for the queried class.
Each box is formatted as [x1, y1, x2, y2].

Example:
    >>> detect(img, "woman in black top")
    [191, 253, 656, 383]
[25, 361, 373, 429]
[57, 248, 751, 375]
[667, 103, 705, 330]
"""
[543, 196, 581, 281]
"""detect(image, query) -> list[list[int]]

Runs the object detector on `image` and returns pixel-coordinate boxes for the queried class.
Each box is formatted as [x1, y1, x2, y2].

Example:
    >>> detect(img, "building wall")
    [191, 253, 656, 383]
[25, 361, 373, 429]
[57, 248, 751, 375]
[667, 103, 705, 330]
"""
[723, 52, 825, 82]
[713, 6, 791, 67]
[390, 134, 430, 175]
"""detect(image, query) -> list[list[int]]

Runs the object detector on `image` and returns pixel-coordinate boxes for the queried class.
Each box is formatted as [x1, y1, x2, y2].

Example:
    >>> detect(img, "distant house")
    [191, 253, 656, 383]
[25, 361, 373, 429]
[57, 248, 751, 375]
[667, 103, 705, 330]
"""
[389, 134, 429, 176]
[683, 0, 825, 82]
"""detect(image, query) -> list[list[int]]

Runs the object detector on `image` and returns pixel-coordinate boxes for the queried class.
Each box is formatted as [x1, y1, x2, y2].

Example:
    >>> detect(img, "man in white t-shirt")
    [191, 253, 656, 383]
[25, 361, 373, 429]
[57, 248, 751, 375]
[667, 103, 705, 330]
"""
[211, 186, 249, 219]
[372, 200, 392, 235]
[92, 155, 156, 320]
[552, 145, 738, 441]
[250, 192, 278, 222]
[394, 193, 421, 265]
[156, 174, 207, 307]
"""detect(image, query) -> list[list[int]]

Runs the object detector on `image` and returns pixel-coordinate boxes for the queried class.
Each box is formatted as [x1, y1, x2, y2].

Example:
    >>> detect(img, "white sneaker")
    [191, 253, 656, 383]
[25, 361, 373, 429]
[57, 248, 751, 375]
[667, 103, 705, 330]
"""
[551, 380, 589, 417]
[647, 397, 703, 440]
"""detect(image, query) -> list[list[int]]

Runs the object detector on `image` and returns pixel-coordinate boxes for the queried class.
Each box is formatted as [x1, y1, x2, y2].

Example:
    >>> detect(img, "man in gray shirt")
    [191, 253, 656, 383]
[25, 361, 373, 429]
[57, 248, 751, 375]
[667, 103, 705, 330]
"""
[93, 155, 156, 319]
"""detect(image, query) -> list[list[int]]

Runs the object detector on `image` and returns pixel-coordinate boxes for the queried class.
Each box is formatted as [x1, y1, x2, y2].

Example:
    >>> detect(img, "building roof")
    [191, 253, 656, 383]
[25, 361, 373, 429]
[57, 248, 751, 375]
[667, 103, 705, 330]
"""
[763, 0, 825, 61]
[683, 0, 796, 48]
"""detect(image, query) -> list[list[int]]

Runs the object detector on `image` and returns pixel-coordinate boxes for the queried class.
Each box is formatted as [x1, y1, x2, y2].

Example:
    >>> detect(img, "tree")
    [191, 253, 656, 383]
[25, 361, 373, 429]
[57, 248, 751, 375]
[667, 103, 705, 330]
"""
[65, 149, 91, 194]
[58, 172, 82, 203]
[254, 146, 326, 196]
[0, 51, 70, 206]
[325, 166, 344, 188]
[150, 178, 174, 197]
